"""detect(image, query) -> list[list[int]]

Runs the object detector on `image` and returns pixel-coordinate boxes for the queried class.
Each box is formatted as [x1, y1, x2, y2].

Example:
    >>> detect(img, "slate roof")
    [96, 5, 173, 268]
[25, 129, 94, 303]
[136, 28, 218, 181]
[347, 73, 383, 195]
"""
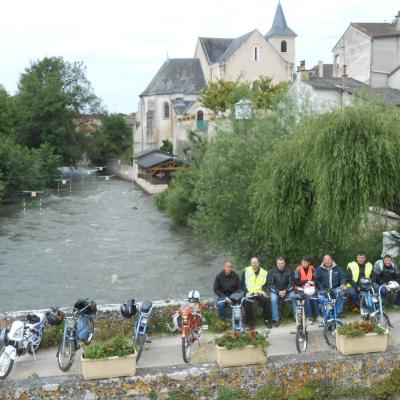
[173, 100, 195, 115]
[370, 87, 400, 106]
[219, 30, 255, 61]
[351, 22, 400, 38]
[303, 77, 368, 93]
[198, 37, 234, 64]
[137, 153, 173, 169]
[265, 3, 297, 38]
[134, 148, 171, 159]
[140, 59, 206, 97]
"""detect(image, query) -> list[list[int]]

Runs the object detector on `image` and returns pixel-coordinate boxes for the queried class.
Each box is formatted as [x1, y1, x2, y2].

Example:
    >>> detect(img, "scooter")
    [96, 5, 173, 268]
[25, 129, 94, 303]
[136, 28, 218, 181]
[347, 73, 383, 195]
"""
[0, 312, 46, 379]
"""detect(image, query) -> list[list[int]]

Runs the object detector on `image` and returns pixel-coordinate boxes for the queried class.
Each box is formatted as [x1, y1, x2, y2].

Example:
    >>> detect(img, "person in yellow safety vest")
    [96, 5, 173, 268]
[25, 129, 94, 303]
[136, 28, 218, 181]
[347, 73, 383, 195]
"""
[346, 251, 374, 306]
[241, 257, 272, 330]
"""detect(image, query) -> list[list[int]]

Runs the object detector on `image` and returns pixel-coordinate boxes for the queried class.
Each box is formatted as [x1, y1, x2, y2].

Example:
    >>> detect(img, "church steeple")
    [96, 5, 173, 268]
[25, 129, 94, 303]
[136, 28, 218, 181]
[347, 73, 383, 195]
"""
[265, 2, 297, 38]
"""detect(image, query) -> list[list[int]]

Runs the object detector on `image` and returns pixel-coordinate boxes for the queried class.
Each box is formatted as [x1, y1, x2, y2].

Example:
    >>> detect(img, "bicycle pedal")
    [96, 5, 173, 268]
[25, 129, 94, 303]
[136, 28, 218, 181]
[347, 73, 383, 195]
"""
[146, 339, 152, 344]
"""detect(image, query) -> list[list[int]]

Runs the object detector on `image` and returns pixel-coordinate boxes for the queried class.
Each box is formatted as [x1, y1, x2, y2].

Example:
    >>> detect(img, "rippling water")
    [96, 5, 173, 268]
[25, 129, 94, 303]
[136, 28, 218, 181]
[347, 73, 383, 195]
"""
[0, 178, 227, 312]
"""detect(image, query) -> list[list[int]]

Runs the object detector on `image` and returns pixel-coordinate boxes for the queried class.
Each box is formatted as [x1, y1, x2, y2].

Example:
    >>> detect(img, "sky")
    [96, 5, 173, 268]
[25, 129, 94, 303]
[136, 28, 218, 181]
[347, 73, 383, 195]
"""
[1, 0, 399, 114]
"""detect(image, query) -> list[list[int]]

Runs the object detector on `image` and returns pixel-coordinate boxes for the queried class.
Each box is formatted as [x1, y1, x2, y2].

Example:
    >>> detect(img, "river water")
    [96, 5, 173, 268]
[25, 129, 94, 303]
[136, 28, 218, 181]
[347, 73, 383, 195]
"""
[0, 178, 226, 312]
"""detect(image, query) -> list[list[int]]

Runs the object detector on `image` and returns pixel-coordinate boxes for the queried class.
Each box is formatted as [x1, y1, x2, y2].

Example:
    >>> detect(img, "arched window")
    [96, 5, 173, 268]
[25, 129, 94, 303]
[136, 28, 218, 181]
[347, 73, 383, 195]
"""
[163, 102, 170, 119]
[196, 110, 204, 121]
[281, 40, 287, 53]
[252, 45, 260, 62]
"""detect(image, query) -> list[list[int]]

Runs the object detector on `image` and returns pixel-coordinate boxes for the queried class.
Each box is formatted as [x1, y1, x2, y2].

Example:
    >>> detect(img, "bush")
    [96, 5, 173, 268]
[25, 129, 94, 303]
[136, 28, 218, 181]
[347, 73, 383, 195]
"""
[214, 331, 269, 351]
[82, 335, 134, 359]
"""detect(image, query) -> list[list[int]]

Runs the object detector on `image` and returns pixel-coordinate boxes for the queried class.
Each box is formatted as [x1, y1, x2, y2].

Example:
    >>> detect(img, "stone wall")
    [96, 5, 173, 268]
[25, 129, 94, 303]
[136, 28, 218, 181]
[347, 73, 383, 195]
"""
[3, 347, 400, 399]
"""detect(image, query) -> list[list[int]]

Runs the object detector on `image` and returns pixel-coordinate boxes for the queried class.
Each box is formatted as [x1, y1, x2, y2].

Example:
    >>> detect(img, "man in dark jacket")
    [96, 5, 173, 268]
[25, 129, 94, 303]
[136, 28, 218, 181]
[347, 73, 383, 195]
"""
[214, 261, 241, 319]
[269, 257, 296, 327]
[315, 254, 347, 317]
[373, 255, 400, 307]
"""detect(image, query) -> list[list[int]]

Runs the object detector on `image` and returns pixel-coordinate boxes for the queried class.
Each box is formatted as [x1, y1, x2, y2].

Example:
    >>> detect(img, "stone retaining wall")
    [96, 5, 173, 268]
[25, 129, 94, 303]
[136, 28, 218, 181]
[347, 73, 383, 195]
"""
[3, 347, 400, 399]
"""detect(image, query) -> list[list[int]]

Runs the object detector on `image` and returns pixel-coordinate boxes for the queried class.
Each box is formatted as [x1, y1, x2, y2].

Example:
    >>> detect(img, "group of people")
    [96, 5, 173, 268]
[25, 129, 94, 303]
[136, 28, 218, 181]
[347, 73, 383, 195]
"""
[213, 252, 400, 330]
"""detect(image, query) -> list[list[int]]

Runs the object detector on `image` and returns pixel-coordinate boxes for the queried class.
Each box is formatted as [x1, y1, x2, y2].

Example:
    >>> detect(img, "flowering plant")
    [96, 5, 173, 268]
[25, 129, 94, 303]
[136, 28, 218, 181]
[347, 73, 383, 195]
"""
[337, 321, 385, 337]
[214, 331, 269, 351]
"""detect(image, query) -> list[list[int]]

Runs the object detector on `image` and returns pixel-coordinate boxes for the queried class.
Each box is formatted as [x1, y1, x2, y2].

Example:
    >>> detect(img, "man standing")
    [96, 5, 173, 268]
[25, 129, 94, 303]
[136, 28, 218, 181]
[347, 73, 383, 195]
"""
[373, 255, 400, 308]
[346, 251, 374, 306]
[241, 257, 272, 329]
[316, 254, 347, 317]
[269, 257, 296, 327]
[213, 261, 241, 319]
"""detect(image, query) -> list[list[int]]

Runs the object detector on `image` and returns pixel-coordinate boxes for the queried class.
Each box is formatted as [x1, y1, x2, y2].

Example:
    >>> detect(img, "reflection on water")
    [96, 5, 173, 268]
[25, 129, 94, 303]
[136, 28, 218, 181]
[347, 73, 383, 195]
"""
[0, 179, 227, 312]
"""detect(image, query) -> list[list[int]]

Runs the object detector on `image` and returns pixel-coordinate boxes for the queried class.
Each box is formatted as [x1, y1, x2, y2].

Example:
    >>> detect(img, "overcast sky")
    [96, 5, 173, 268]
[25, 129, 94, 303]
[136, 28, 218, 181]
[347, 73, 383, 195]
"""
[1, 0, 399, 113]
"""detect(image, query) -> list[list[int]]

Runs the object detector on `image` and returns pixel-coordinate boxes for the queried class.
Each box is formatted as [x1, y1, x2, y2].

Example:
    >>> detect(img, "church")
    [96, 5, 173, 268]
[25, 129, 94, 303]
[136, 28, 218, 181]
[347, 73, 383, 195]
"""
[135, 2, 296, 155]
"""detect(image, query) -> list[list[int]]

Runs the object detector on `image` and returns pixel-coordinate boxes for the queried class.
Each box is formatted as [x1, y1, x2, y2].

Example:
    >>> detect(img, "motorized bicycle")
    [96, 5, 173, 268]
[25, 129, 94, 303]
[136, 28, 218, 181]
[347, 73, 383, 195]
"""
[217, 292, 256, 333]
[359, 278, 396, 329]
[0, 312, 46, 379]
[55, 299, 96, 371]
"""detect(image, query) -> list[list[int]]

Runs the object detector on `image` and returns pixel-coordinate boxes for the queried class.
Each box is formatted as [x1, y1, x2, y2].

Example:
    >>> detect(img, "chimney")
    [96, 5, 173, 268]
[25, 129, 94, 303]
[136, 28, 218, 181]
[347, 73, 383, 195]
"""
[318, 61, 323, 78]
[298, 60, 309, 81]
[342, 64, 348, 78]
[300, 60, 306, 71]
[396, 11, 400, 31]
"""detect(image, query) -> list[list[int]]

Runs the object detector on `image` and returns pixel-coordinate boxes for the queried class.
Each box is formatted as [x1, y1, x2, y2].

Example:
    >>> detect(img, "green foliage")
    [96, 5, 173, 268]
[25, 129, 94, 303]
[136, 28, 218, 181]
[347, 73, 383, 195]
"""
[218, 388, 248, 400]
[214, 331, 269, 351]
[86, 113, 131, 164]
[202, 310, 230, 332]
[14, 56, 100, 164]
[160, 139, 173, 154]
[252, 76, 288, 109]
[200, 80, 238, 112]
[82, 335, 134, 359]
[253, 386, 285, 400]
[252, 99, 400, 258]
[0, 85, 15, 136]
[337, 321, 385, 337]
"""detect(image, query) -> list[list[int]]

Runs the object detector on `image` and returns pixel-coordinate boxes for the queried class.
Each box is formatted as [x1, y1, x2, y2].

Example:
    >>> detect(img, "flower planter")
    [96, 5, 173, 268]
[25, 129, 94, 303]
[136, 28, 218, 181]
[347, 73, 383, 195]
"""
[215, 345, 266, 368]
[81, 353, 136, 380]
[336, 331, 389, 355]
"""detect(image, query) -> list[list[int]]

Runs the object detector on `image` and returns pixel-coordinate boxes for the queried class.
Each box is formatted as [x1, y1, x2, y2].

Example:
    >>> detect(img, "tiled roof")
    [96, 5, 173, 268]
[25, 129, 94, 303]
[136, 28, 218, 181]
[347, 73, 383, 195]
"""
[137, 153, 173, 169]
[351, 22, 400, 38]
[140, 59, 206, 96]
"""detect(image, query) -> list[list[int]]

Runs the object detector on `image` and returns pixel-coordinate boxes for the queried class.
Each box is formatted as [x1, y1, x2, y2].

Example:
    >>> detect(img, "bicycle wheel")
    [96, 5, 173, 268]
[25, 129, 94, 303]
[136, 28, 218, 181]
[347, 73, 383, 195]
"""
[83, 319, 94, 346]
[370, 313, 391, 330]
[134, 334, 146, 363]
[182, 331, 191, 363]
[57, 338, 75, 371]
[324, 320, 341, 349]
[295, 326, 308, 353]
[0, 348, 14, 379]
[27, 330, 43, 354]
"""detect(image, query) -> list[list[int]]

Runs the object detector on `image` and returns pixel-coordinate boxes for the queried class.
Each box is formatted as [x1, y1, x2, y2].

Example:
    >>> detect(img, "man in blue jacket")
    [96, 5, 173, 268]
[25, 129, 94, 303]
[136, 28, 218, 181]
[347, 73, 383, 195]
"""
[316, 254, 348, 317]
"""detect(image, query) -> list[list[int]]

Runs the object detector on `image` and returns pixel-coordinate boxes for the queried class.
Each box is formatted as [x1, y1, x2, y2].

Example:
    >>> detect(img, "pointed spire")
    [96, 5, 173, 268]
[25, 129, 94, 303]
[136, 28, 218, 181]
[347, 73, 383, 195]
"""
[265, 2, 297, 38]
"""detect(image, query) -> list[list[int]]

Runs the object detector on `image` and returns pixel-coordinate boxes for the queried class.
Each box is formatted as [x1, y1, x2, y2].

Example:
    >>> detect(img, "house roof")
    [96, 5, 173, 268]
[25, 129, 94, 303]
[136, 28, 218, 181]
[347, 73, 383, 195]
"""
[265, 3, 297, 38]
[303, 77, 368, 93]
[198, 37, 234, 64]
[370, 87, 400, 106]
[173, 100, 195, 115]
[351, 22, 400, 38]
[134, 148, 171, 159]
[219, 30, 255, 61]
[310, 64, 334, 79]
[140, 59, 206, 97]
[137, 153, 174, 169]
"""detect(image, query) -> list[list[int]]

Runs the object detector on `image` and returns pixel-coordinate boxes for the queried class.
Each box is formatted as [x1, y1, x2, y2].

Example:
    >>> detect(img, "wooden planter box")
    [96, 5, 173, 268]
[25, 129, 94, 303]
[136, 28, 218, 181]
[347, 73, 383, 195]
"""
[336, 331, 389, 355]
[215, 345, 266, 368]
[81, 353, 136, 380]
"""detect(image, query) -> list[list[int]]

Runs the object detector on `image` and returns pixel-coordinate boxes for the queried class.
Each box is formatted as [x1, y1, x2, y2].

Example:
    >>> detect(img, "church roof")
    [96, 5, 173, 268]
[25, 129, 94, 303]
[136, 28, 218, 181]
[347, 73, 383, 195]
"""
[265, 3, 297, 38]
[351, 22, 400, 38]
[219, 30, 255, 61]
[140, 58, 206, 97]
[198, 37, 234, 64]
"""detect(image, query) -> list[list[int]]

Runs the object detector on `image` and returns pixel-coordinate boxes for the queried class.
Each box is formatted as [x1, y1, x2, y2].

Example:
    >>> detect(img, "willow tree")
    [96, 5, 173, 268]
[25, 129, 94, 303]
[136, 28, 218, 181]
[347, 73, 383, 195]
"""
[252, 98, 400, 257]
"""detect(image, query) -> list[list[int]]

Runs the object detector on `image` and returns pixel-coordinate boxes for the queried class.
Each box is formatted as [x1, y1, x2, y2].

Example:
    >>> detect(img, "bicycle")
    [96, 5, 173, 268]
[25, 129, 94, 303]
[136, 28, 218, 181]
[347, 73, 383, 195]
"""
[56, 300, 96, 371]
[133, 300, 153, 363]
[217, 293, 256, 333]
[359, 279, 393, 330]
[286, 292, 308, 353]
[318, 289, 344, 349]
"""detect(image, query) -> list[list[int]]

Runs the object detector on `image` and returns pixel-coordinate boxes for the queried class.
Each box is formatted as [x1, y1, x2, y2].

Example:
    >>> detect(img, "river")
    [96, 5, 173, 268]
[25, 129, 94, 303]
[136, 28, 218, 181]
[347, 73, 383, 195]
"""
[0, 177, 227, 312]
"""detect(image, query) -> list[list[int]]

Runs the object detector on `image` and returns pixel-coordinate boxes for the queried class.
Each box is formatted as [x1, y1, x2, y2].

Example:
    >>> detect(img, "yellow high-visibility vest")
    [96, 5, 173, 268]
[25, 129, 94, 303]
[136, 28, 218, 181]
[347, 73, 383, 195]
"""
[346, 261, 373, 287]
[245, 266, 268, 294]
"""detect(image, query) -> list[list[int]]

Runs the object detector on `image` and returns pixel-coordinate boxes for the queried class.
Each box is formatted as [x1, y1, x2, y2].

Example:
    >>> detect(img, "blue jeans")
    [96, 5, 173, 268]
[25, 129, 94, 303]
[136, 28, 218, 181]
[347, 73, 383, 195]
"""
[270, 291, 296, 321]
[303, 295, 319, 318]
[318, 287, 346, 315]
[217, 298, 228, 319]
[347, 287, 360, 306]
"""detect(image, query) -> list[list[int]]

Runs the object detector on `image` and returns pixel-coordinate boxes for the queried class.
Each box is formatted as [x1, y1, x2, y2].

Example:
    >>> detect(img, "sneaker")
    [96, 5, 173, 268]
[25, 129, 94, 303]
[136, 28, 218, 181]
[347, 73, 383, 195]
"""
[317, 316, 324, 325]
[265, 320, 272, 329]
[273, 320, 280, 328]
[307, 318, 314, 325]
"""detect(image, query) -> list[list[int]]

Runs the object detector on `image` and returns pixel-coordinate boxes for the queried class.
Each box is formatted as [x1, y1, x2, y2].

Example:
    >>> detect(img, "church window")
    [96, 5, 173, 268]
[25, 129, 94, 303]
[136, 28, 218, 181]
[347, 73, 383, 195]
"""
[163, 102, 170, 119]
[281, 40, 287, 53]
[252, 45, 260, 62]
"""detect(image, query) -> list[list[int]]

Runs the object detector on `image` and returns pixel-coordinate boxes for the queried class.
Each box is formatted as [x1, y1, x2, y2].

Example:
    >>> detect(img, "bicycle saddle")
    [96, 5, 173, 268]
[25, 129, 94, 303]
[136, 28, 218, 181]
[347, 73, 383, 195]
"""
[229, 292, 244, 303]
[140, 300, 152, 313]
[26, 314, 40, 324]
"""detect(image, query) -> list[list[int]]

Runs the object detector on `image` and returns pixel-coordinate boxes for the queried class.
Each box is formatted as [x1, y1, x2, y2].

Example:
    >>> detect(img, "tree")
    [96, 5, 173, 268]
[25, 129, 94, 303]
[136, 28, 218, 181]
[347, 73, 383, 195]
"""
[14, 57, 100, 163]
[0, 85, 15, 136]
[252, 76, 288, 109]
[200, 80, 239, 112]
